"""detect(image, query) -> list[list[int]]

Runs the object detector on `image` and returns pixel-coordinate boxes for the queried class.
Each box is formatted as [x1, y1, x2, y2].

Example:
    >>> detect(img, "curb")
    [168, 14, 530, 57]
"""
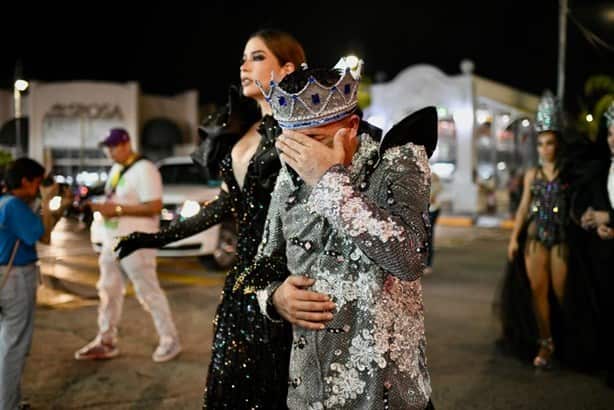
[437, 215, 514, 229]
[40, 273, 99, 299]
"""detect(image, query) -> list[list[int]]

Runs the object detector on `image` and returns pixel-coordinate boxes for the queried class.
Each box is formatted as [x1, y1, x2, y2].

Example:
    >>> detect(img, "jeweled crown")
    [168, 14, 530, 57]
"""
[604, 100, 614, 128]
[535, 90, 563, 133]
[257, 57, 363, 130]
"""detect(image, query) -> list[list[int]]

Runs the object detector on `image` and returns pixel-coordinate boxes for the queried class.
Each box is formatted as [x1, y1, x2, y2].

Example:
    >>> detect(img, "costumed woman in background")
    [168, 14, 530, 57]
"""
[501, 91, 569, 369]
[115, 29, 306, 409]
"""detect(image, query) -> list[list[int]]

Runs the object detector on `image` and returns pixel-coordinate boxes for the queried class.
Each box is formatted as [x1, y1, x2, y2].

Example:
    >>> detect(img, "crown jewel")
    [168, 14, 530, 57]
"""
[535, 90, 563, 133]
[257, 57, 363, 129]
[604, 100, 614, 128]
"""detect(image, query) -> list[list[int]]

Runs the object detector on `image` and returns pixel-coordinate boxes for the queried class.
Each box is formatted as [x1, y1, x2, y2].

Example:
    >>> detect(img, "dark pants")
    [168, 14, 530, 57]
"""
[427, 209, 440, 267]
[593, 238, 614, 376]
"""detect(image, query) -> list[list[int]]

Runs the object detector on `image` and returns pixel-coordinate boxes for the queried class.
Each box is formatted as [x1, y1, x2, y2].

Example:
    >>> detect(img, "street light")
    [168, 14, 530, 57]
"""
[557, 0, 568, 105]
[13, 61, 29, 157]
[15, 79, 29, 92]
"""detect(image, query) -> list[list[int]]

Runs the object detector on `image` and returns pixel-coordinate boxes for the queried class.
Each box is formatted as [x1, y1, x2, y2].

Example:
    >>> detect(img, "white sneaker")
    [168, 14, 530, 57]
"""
[152, 336, 181, 362]
[74, 336, 119, 360]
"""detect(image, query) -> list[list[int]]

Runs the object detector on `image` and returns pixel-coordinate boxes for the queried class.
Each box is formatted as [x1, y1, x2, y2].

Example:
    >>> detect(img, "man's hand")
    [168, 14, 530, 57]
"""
[59, 187, 74, 210]
[40, 183, 73, 212]
[89, 201, 119, 219]
[507, 238, 519, 261]
[597, 224, 614, 240]
[39, 182, 59, 202]
[581, 208, 610, 229]
[276, 129, 348, 186]
[272, 275, 336, 330]
[39, 184, 75, 245]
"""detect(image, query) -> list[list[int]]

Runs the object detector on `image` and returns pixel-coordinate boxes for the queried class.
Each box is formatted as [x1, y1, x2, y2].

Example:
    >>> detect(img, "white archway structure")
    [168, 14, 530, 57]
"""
[365, 62, 539, 215]
[367, 64, 476, 213]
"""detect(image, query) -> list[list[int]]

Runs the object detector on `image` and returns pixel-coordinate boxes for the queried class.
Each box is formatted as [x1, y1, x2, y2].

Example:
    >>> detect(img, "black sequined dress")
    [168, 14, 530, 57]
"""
[129, 112, 291, 408]
[202, 115, 291, 409]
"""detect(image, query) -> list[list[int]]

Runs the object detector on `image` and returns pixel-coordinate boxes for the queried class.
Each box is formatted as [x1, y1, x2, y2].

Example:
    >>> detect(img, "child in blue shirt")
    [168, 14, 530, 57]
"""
[0, 157, 71, 410]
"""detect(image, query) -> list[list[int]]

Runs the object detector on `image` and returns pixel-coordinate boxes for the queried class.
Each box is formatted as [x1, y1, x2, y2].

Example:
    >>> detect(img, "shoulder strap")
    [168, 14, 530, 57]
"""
[108, 156, 149, 195]
[119, 155, 149, 179]
[0, 240, 20, 290]
[534, 166, 543, 179]
[0, 194, 12, 209]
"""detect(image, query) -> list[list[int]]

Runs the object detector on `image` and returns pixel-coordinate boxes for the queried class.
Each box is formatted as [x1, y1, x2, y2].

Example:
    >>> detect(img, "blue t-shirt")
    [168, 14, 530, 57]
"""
[0, 195, 44, 266]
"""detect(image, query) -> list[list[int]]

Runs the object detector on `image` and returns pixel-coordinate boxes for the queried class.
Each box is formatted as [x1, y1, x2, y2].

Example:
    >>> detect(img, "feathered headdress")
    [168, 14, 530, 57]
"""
[535, 90, 564, 133]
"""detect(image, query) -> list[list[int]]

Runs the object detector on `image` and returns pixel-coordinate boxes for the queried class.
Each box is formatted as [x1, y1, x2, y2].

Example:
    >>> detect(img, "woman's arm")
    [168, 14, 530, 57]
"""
[507, 169, 535, 259]
[114, 190, 232, 259]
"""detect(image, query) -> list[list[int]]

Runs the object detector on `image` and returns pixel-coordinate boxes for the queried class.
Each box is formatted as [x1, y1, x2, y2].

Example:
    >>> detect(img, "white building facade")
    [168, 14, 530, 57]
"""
[364, 61, 540, 216]
[1, 81, 199, 186]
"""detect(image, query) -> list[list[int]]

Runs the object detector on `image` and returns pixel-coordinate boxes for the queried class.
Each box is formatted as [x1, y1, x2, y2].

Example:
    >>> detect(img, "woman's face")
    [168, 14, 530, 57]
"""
[537, 131, 557, 163]
[240, 36, 284, 99]
[607, 125, 614, 155]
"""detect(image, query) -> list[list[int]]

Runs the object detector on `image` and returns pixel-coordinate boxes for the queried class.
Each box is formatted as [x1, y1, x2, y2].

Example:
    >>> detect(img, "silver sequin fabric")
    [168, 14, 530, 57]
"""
[254, 133, 432, 409]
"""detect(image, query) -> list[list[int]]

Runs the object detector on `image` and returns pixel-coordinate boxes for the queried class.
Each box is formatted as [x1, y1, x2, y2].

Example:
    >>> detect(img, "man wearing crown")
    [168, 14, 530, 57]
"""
[237, 59, 437, 409]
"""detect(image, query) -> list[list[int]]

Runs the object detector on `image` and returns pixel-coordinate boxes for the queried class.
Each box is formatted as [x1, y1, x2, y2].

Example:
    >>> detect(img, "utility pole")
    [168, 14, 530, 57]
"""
[13, 60, 29, 158]
[13, 61, 22, 157]
[557, 0, 568, 107]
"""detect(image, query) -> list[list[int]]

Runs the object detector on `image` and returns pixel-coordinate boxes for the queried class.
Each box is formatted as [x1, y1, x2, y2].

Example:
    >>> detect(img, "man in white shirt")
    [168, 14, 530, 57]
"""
[74, 128, 180, 362]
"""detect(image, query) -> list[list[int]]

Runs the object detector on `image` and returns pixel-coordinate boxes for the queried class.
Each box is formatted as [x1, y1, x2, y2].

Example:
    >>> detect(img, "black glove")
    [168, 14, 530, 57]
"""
[114, 232, 159, 259]
[114, 232, 168, 259]
[115, 192, 233, 259]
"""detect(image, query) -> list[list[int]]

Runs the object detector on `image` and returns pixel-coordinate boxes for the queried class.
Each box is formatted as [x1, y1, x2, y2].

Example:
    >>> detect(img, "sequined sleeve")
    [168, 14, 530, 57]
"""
[143, 190, 232, 248]
[307, 145, 430, 281]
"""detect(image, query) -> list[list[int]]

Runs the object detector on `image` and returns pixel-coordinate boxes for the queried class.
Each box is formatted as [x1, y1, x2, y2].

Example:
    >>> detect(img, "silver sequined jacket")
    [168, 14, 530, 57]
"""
[253, 133, 432, 410]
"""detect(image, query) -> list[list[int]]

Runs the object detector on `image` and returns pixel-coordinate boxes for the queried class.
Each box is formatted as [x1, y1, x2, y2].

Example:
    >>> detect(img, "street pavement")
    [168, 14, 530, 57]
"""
[19, 220, 614, 409]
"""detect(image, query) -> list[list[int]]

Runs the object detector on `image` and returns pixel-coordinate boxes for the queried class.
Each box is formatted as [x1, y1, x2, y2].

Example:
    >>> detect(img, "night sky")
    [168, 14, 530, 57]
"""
[1, 1, 612, 116]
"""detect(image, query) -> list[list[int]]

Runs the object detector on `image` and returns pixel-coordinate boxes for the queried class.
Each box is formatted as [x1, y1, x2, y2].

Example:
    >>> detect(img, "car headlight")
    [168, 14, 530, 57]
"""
[179, 200, 200, 219]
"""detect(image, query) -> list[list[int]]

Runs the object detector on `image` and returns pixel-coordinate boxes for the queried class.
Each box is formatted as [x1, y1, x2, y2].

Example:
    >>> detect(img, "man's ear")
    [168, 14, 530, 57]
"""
[20, 176, 29, 189]
[347, 114, 360, 138]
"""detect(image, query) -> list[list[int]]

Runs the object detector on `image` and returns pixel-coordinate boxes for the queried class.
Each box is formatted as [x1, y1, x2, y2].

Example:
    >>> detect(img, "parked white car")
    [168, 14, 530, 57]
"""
[90, 156, 237, 269]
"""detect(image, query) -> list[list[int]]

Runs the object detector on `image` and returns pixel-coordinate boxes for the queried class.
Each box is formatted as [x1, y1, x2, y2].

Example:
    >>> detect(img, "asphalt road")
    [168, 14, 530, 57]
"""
[19, 220, 614, 409]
